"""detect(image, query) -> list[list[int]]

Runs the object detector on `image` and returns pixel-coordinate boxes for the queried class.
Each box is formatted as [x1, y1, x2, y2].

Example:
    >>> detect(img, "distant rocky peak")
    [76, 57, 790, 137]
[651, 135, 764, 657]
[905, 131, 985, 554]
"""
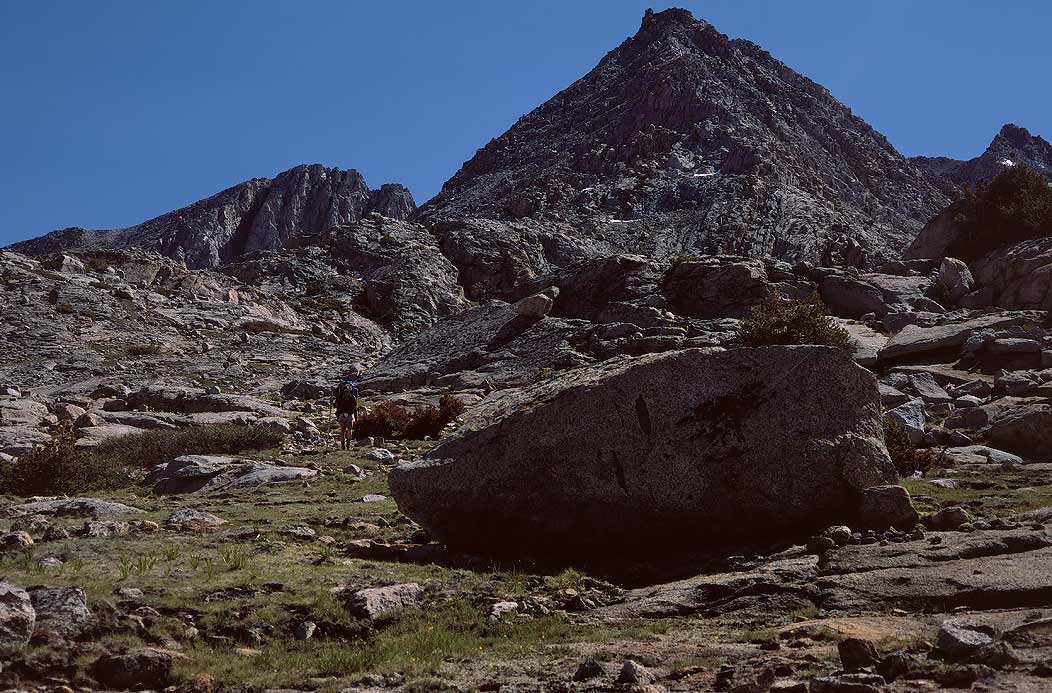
[986, 123, 1052, 171]
[912, 123, 1052, 188]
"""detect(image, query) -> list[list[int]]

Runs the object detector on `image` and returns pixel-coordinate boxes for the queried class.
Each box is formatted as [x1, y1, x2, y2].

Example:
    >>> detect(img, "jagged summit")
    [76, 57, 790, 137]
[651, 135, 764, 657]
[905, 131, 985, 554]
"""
[8, 164, 416, 269]
[913, 123, 1052, 187]
[417, 8, 950, 267]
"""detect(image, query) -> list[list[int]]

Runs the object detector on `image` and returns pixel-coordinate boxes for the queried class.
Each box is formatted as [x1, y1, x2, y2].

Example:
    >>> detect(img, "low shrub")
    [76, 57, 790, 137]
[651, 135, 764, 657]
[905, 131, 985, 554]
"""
[93, 423, 283, 471]
[355, 395, 465, 440]
[947, 163, 1052, 261]
[0, 425, 127, 496]
[738, 293, 854, 351]
[125, 343, 164, 356]
[883, 419, 935, 476]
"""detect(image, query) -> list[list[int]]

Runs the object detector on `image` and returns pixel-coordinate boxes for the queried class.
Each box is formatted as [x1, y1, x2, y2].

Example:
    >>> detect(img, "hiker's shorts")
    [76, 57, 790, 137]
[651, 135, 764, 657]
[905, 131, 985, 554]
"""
[338, 413, 355, 425]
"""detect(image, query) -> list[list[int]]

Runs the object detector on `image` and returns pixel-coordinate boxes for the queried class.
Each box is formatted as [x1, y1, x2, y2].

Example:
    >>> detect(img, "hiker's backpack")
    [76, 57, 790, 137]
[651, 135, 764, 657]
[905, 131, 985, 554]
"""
[335, 380, 360, 412]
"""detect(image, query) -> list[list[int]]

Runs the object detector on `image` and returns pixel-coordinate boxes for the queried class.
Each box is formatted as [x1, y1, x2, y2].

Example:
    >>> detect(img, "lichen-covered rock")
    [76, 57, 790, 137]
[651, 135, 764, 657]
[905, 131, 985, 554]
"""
[344, 583, 424, 621]
[0, 582, 35, 645]
[28, 586, 92, 639]
[391, 346, 895, 555]
[92, 647, 184, 690]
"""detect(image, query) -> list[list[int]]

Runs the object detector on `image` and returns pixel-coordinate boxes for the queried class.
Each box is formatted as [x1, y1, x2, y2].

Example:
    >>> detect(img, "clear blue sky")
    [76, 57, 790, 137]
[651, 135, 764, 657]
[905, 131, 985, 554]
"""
[1, 1, 1049, 244]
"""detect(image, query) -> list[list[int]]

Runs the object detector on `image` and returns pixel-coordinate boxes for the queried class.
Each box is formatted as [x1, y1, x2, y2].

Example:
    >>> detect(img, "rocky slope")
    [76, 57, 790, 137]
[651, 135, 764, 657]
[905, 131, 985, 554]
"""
[418, 8, 950, 268]
[913, 123, 1052, 188]
[7, 165, 415, 269]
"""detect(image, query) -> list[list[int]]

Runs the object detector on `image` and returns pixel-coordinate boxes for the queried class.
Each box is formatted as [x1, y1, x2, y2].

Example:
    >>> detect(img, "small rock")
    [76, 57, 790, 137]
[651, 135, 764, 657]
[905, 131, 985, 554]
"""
[877, 651, 912, 682]
[344, 583, 423, 621]
[810, 672, 886, 692]
[84, 520, 130, 538]
[823, 525, 853, 547]
[572, 658, 604, 681]
[838, 637, 879, 671]
[295, 621, 317, 641]
[616, 659, 653, 686]
[930, 506, 973, 531]
[0, 532, 33, 553]
[807, 535, 836, 555]
[514, 292, 555, 319]
[92, 647, 183, 690]
[164, 510, 226, 532]
[938, 620, 994, 659]
[0, 581, 35, 645]
[366, 448, 395, 462]
[885, 399, 926, 444]
[489, 601, 519, 621]
[770, 682, 808, 693]
[42, 526, 71, 542]
[859, 485, 919, 530]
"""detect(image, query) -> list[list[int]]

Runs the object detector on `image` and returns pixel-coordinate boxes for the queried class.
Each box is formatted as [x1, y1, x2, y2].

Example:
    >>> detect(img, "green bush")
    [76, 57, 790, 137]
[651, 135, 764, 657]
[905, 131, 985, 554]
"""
[738, 293, 854, 351]
[947, 163, 1052, 261]
[0, 425, 127, 496]
[125, 343, 164, 356]
[355, 395, 465, 440]
[92, 423, 283, 471]
[883, 419, 935, 476]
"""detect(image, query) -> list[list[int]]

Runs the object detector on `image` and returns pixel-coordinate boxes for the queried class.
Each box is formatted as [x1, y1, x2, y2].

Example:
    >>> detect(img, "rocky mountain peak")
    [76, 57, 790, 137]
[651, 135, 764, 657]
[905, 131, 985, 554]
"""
[987, 123, 1052, 170]
[417, 8, 950, 267]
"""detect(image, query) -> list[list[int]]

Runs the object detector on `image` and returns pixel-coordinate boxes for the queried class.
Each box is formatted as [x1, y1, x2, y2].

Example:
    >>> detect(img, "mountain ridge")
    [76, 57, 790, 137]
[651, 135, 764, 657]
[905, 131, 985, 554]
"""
[8, 164, 415, 269]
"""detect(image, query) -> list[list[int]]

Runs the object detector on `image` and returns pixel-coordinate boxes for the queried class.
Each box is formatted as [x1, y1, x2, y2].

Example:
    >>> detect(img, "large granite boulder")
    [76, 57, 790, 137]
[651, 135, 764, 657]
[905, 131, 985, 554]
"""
[390, 346, 896, 556]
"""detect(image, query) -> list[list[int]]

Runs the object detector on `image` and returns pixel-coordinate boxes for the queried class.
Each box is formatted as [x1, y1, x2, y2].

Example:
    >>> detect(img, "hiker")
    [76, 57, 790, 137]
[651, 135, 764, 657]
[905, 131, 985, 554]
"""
[334, 372, 361, 450]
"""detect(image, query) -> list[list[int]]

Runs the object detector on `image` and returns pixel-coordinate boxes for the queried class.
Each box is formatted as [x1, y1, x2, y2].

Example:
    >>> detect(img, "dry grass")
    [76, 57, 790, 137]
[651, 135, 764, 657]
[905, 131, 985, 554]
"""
[355, 396, 465, 440]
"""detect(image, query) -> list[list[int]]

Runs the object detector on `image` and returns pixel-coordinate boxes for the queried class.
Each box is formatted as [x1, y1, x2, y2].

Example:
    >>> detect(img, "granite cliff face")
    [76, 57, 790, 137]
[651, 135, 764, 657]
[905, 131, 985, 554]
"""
[8, 165, 415, 269]
[417, 8, 950, 268]
[913, 124, 1052, 188]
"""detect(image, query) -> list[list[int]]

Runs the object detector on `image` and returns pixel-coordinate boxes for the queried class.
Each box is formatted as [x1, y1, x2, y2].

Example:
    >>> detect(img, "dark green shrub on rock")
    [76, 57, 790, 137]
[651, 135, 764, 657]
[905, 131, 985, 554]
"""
[947, 163, 1052, 261]
[738, 293, 853, 351]
[883, 419, 935, 476]
[0, 425, 127, 496]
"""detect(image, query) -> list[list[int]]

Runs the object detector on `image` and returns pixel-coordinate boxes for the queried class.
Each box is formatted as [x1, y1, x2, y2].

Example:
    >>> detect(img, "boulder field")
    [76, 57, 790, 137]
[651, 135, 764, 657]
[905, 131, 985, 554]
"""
[390, 346, 896, 556]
